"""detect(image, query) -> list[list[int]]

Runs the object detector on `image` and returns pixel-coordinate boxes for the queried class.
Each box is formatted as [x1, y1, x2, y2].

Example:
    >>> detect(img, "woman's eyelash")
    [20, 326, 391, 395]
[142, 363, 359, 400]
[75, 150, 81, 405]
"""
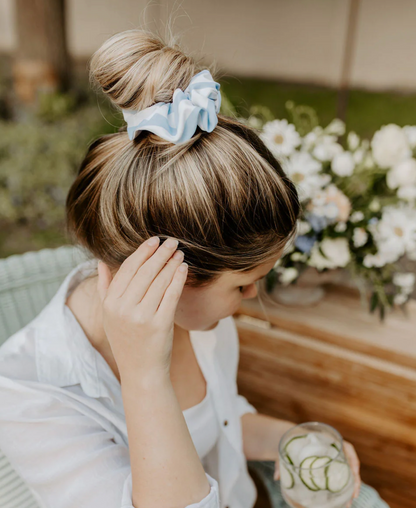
[239, 279, 262, 293]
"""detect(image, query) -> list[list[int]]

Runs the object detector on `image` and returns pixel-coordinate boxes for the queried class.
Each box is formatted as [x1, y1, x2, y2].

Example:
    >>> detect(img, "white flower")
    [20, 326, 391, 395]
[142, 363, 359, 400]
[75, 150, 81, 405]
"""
[347, 131, 360, 151]
[298, 220, 312, 236]
[260, 119, 301, 157]
[282, 241, 295, 256]
[369, 205, 416, 264]
[325, 119, 346, 137]
[291, 252, 307, 262]
[363, 253, 387, 268]
[334, 221, 347, 232]
[284, 151, 330, 201]
[403, 125, 416, 148]
[302, 126, 323, 151]
[386, 158, 416, 189]
[273, 258, 282, 269]
[394, 293, 408, 305]
[393, 272, 415, 294]
[353, 148, 365, 165]
[308, 185, 351, 223]
[363, 153, 375, 169]
[308, 238, 351, 271]
[247, 116, 263, 129]
[361, 139, 370, 150]
[279, 267, 299, 285]
[350, 211, 364, 223]
[332, 151, 355, 177]
[371, 124, 411, 168]
[313, 135, 343, 162]
[397, 186, 416, 202]
[369, 199, 381, 212]
[353, 227, 368, 248]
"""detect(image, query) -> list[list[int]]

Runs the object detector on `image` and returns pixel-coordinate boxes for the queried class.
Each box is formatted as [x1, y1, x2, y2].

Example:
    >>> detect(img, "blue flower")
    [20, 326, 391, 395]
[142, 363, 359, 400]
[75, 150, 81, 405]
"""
[295, 235, 317, 254]
[306, 213, 329, 233]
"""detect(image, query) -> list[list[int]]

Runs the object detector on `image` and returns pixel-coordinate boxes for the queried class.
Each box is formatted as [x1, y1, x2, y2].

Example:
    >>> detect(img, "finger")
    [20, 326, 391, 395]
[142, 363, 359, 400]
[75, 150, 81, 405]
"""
[353, 479, 361, 498]
[273, 462, 280, 481]
[105, 236, 161, 299]
[344, 442, 360, 475]
[156, 262, 188, 320]
[343, 442, 361, 498]
[97, 261, 113, 302]
[123, 238, 180, 304]
[139, 250, 185, 315]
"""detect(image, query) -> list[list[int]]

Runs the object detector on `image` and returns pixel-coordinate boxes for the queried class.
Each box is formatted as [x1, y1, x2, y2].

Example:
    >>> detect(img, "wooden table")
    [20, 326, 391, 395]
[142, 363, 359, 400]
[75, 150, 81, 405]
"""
[234, 284, 416, 508]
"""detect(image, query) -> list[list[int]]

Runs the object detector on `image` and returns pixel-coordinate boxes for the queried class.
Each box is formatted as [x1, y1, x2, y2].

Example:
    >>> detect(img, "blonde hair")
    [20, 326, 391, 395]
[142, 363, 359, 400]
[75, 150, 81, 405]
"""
[65, 28, 300, 287]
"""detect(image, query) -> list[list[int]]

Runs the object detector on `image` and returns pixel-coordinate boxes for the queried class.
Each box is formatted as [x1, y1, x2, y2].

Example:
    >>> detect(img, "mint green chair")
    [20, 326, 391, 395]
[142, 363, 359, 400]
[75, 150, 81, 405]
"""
[0, 246, 391, 508]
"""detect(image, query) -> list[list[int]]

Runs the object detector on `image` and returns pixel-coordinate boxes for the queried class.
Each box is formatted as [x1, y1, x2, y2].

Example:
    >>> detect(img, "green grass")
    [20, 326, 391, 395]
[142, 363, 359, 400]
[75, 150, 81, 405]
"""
[219, 77, 416, 139]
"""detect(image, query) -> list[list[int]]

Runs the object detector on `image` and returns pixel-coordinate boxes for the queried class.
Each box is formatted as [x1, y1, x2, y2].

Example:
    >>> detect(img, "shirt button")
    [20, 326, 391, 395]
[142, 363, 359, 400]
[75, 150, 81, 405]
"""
[223, 419, 228, 426]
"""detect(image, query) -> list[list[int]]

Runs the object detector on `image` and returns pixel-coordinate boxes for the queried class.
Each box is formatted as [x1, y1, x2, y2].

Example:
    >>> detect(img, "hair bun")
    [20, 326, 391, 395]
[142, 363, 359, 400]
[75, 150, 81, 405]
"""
[89, 29, 204, 113]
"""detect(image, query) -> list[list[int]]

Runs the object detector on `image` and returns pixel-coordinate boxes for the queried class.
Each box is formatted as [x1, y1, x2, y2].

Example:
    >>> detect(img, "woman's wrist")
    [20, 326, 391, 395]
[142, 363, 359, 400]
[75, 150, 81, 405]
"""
[120, 368, 172, 395]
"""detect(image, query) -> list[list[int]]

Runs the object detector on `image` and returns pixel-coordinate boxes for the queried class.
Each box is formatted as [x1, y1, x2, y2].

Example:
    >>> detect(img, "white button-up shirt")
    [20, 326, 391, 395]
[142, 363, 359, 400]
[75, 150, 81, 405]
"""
[0, 259, 258, 508]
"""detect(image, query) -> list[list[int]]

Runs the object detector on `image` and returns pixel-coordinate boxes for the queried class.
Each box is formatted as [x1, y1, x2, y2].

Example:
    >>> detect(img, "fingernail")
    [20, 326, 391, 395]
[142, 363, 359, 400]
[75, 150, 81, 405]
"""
[173, 250, 184, 260]
[164, 238, 179, 249]
[147, 236, 159, 246]
[179, 262, 188, 273]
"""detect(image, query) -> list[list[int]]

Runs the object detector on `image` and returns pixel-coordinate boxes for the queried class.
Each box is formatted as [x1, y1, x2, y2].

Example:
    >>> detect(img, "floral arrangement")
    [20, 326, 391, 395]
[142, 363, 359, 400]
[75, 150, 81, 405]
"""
[238, 102, 416, 318]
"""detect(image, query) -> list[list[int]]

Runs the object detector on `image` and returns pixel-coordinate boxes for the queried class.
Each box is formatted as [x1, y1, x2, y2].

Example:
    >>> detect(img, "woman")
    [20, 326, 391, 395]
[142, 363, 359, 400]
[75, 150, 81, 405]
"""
[0, 28, 383, 508]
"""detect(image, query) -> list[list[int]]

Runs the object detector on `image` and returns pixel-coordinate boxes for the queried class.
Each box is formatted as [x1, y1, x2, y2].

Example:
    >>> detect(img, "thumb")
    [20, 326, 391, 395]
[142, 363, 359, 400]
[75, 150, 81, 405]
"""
[97, 261, 113, 302]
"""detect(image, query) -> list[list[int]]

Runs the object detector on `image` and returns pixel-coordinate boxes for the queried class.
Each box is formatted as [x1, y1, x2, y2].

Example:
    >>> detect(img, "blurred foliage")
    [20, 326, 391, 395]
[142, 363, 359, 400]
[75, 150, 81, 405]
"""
[0, 84, 123, 256]
[3, 67, 416, 258]
[219, 77, 416, 140]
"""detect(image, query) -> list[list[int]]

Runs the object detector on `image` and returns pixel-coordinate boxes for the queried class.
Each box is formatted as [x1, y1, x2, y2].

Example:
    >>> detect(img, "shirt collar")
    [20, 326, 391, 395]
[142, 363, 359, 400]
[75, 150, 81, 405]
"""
[34, 258, 119, 401]
[34, 259, 220, 406]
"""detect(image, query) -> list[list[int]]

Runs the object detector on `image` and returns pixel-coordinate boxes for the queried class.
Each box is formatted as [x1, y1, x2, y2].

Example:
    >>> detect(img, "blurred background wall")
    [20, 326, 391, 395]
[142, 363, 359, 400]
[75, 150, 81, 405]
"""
[1, 0, 416, 92]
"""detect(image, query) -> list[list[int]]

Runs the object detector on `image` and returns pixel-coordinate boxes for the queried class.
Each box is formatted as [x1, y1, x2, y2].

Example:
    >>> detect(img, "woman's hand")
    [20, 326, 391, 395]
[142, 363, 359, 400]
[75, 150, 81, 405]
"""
[96, 236, 187, 381]
[273, 439, 361, 507]
[343, 440, 361, 507]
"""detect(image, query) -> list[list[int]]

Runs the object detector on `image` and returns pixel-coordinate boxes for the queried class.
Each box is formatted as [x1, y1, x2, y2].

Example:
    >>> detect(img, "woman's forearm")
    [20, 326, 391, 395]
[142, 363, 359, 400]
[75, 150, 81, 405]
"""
[121, 373, 210, 508]
[241, 412, 296, 460]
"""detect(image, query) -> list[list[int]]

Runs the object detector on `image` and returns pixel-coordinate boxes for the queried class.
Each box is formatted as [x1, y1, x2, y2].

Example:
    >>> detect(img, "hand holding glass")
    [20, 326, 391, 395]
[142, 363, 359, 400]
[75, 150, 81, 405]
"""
[277, 422, 355, 508]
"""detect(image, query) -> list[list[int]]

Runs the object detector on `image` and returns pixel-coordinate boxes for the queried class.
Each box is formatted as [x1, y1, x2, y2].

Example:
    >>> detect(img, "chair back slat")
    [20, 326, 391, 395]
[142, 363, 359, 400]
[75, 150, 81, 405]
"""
[0, 246, 90, 346]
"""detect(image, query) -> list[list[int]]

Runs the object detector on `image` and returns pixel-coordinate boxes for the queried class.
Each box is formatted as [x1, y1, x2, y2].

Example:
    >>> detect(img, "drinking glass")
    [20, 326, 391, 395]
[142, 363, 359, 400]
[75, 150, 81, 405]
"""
[277, 422, 354, 508]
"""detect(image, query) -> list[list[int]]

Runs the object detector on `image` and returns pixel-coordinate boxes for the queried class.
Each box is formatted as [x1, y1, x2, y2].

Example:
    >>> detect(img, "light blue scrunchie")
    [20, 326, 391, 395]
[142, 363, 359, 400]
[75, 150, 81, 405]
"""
[121, 69, 221, 144]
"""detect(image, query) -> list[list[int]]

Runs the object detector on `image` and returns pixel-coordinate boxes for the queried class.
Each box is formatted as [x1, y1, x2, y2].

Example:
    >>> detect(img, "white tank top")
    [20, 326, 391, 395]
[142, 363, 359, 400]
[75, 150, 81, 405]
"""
[182, 383, 219, 461]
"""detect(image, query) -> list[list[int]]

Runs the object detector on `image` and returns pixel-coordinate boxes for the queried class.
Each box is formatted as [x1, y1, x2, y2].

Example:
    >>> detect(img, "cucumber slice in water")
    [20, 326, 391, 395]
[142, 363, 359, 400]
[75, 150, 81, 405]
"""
[325, 460, 351, 493]
[299, 456, 320, 491]
[280, 463, 295, 489]
[284, 434, 308, 466]
[310, 456, 332, 490]
[331, 442, 341, 453]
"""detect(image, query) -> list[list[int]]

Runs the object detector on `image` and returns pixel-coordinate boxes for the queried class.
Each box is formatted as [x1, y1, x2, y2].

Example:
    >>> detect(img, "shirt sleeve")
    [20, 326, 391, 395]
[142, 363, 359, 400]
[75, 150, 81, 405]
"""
[235, 393, 258, 418]
[0, 375, 220, 508]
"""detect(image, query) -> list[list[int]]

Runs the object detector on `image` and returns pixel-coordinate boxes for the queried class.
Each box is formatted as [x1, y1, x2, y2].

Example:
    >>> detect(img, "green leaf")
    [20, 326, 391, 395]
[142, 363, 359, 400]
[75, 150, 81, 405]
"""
[370, 292, 378, 313]
[379, 304, 386, 322]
